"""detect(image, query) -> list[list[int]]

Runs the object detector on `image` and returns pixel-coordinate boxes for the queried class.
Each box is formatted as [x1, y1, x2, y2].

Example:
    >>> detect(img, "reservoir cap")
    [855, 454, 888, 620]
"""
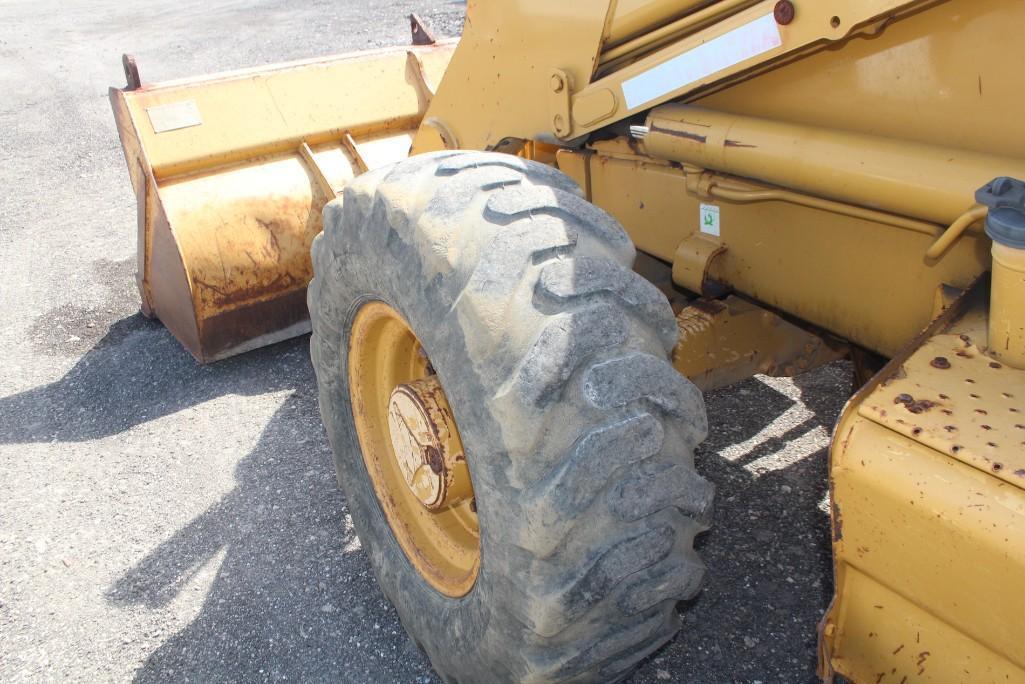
[977, 177, 1025, 249]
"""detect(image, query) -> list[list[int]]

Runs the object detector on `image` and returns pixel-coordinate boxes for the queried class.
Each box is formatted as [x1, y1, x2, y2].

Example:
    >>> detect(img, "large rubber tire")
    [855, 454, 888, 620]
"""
[308, 151, 713, 683]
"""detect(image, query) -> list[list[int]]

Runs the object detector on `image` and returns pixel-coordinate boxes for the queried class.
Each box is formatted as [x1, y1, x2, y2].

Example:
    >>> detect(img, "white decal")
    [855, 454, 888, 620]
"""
[621, 13, 782, 110]
[699, 203, 720, 236]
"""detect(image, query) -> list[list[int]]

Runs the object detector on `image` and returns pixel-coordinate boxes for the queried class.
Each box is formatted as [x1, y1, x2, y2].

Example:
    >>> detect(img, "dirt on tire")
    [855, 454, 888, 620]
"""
[308, 151, 715, 683]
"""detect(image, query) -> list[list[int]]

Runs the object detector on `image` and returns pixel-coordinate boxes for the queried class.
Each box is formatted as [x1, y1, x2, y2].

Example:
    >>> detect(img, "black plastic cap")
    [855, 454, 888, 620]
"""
[976, 177, 1025, 249]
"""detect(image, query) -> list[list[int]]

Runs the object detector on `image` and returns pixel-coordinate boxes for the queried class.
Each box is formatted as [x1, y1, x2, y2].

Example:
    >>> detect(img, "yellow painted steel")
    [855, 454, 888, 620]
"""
[348, 301, 480, 597]
[639, 105, 1025, 226]
[989, 242, 1025, 368]
[410, 0, 614, 152]
[110, 42, 456, 361]
[604, 0, 729, 48]
[556, 145, 990, 357]
[697, 0, 1025, 160]
[414, 0, 929, 149]
[672, 296, 846, 391]
[821, 290, 1025, 682]
[387, 375, 474, 511]
[600, 0, 758, 69]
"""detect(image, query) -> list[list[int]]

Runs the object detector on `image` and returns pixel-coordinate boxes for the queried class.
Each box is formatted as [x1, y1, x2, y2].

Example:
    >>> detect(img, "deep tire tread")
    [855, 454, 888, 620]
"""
[308, 151, 712, 683]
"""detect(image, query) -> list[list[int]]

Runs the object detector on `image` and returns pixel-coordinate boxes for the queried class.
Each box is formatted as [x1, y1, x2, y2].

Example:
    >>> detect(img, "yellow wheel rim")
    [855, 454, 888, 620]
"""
[348, 301, 480, 597]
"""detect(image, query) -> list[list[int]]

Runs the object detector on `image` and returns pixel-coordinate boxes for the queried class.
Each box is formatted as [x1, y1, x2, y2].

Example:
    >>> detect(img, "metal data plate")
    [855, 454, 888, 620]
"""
[146, 100, 203, 134]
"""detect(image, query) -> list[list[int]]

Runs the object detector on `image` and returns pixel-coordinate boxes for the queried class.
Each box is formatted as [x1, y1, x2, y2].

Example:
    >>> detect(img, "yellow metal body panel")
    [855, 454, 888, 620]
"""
[410, 0, 614, 152]
[605, 0, 724, 47]
[860, 334, 1025, 486]
[111, 42, 455, 361]
[821, 292, 1025, 681]
[415, 0, 928, 149]
[640, 104, 1025, 226]
[557, 146, 990, 357]
[698, 0, 1025, 160]
[672, 296, 846, 391]
[543, 1, 1025, 359]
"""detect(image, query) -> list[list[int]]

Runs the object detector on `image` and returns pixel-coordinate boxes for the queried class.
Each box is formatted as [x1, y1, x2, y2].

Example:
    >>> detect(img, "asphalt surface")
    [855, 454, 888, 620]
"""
[0, 2, 850, 681]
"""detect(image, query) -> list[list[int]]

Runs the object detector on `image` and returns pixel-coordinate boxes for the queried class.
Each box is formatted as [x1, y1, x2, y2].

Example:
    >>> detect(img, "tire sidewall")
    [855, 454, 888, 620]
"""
[313, 201, 509, 681]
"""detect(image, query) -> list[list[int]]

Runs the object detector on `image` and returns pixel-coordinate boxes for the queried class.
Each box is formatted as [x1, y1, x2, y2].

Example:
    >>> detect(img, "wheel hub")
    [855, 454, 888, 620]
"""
[387, 375, 472, 511]
[348, 300, 479, 596]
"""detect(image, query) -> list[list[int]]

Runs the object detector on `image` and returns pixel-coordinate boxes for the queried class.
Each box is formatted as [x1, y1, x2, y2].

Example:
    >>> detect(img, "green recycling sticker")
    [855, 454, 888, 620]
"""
[699, 203, 720, 237]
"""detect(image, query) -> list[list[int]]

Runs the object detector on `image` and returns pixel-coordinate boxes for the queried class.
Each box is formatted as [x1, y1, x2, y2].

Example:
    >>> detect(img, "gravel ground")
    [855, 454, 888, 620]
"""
[0, 2, 849, 681]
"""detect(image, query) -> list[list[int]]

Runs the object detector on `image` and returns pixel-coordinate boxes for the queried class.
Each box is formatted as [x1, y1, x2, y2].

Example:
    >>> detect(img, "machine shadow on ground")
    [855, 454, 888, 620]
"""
[1, 298, 845, 681]
[78, 324, 439, 682]
[649, 364, 848, 683]
[0, 312, 307, 445]
[104, 382, 439, 682]
[60, 315, 846, 683]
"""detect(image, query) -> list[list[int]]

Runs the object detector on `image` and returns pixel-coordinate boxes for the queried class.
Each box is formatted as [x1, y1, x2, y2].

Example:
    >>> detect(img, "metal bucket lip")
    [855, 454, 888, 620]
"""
[127, 37, 459, 93]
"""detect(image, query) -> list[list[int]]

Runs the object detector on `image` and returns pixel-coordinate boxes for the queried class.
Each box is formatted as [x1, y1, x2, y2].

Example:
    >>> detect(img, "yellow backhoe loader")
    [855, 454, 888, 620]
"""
[110, 2, 1025, 681]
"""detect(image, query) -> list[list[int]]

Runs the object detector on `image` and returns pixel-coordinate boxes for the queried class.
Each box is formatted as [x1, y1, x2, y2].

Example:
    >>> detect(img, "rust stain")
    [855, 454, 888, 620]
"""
[424, 445, 444, 475]
[908, 400, 935, 414]
[832, 500, 844, 542]
[930, 356, 951, 369]
[892, 644, 904, 655]
[194, 271, 301, 309]
[841, 424, 855, 449]
[894, 394, 936, 414]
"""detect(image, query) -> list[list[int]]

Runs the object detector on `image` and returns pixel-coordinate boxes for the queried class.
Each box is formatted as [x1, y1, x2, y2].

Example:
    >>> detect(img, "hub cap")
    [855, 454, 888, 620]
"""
[387, 376, 473, 511]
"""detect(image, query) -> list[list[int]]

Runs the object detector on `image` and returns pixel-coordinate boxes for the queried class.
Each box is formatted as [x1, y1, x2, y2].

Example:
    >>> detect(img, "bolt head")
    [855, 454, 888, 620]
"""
[773, 0, 796, 25]
[550, 74, 565, 93]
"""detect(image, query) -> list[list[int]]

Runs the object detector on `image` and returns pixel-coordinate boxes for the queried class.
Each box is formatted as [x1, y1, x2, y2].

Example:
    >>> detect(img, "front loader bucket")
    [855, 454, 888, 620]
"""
[110, 41, 455, 362]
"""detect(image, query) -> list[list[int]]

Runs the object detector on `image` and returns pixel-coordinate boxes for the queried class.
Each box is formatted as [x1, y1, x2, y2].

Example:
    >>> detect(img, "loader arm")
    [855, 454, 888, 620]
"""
[411, 0, 928, 152]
